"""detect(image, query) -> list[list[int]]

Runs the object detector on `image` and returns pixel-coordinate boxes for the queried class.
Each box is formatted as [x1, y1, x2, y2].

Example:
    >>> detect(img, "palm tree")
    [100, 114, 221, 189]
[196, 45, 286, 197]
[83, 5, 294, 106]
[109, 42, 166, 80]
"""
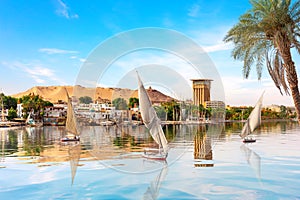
[224, 0, 300, 123]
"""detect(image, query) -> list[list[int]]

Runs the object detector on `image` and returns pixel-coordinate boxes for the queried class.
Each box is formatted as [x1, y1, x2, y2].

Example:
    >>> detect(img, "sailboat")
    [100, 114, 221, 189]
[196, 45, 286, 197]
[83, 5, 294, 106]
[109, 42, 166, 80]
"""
[25, 113, 34, 126]
[137, 72, 168, 160]
[61, 90, 80, 142]
[25, 110, 43, 127]
[240, 92, 264, 143]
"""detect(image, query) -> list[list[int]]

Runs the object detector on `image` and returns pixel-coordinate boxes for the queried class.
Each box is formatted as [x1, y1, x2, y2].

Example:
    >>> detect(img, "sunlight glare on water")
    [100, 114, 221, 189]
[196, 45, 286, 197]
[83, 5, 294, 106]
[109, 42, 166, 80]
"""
[0, 121, 300, 199]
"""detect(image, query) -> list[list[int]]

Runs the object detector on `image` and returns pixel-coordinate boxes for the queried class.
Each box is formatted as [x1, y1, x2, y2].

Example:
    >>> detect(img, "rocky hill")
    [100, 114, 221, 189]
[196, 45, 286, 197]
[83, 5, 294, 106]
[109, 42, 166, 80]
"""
[12, 85, 175, 104]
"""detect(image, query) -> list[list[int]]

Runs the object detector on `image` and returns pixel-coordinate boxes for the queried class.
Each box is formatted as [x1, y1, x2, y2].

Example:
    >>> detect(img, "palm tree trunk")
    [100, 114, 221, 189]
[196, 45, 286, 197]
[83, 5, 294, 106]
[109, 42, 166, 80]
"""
[277, 38, 300, 123]
[285, 64, 300, 123]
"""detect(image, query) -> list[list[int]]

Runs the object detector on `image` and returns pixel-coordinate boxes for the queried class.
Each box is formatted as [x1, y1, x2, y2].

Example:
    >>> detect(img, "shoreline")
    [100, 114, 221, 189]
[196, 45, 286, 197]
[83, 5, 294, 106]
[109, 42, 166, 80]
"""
[0, 118, 296, 129]
[0, 121, 25, 128]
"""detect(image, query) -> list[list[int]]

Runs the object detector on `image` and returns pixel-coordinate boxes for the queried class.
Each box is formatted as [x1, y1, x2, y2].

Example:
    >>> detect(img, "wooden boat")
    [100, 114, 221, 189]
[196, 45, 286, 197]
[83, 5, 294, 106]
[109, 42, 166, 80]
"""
[61, 136, 80, 142]
[243, 138, 256, 143]
[25, 112, 43, 127]
[61, 89, 80, 143]
[137, 72, 168, 160]
[240, 92, 264, 143]
[143, 148, 168, 161]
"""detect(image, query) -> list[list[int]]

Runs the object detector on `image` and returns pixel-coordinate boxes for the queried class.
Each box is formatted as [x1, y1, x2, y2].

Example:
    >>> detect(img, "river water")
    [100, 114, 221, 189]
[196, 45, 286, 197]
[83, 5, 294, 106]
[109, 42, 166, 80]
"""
[0, 121, 299, 199]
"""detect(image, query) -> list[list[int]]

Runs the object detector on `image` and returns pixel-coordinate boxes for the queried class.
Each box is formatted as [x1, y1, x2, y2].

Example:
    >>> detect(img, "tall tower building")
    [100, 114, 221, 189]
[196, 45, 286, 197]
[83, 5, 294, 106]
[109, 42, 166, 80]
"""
[191, 79, 212, 106]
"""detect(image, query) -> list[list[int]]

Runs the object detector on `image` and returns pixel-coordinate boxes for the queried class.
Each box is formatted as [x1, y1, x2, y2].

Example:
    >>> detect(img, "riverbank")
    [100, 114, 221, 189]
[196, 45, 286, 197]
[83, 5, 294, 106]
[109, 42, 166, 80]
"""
[0, 121, 24, 128]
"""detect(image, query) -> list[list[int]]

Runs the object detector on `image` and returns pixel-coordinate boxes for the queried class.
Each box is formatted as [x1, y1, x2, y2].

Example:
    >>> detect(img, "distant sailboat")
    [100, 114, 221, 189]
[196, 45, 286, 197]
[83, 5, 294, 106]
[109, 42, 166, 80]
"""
[137, 72, 168, 160]
[62, 88, 81, 185]
[25, 111, 43, 127]
[240, 92, 264, 143]
[25, 113, 33, 125]
[61, 89, 80, 142]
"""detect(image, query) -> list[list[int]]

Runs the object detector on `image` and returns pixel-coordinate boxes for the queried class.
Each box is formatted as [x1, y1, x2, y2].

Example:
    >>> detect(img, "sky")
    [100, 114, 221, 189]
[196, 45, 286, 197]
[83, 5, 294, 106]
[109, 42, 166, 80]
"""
[0, 0, 298, 106]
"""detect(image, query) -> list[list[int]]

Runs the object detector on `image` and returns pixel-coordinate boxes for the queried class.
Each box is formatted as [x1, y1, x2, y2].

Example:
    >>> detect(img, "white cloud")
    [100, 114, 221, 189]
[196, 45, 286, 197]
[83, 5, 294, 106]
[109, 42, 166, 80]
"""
[24, 66, 54, 77]
[202, 42, 233, 53]
[69, 55, 86, 63]
[39, 48, 78, 54]
[70, 56, 77, 59]
[162, 17, 173, 27]
[221, 75, 293, 106]
[188, 4, 200, 17]
[79, 58, 86, 63]
[188, 26, 232, 50]
[55, 0, 78, 19]
[2, 61, 66, 85]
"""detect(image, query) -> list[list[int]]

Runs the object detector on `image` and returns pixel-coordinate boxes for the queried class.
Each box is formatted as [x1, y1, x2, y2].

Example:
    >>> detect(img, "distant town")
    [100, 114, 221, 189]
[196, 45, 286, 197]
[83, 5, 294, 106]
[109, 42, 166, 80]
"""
[0, 83, 296, 127]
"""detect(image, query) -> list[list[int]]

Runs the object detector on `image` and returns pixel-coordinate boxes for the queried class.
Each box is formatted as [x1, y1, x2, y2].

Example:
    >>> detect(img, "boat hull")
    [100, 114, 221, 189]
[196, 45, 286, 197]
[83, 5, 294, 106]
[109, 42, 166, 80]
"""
[143, 148, 167, 161]
[243, 138, 256, 143]
[61, 138, 80, 142]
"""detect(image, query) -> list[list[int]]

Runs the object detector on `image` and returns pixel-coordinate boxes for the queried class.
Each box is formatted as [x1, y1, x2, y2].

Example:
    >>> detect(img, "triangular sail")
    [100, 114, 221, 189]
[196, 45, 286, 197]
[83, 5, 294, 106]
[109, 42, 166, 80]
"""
[240, 92, 264, 138]
[65, 89, 79, 136]
[137, 72, 168, 155]
[25, 113, 31, 124]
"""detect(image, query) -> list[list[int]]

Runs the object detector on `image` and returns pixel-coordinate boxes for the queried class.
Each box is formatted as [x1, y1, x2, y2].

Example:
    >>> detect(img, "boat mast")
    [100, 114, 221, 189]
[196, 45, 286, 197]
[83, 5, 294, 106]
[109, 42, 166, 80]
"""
[1, 89, 4, 122]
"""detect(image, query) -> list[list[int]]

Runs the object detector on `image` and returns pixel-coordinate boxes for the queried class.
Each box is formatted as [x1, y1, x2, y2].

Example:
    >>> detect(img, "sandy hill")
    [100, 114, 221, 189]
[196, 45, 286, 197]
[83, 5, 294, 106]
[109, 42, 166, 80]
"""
[12, 85, 175, 104]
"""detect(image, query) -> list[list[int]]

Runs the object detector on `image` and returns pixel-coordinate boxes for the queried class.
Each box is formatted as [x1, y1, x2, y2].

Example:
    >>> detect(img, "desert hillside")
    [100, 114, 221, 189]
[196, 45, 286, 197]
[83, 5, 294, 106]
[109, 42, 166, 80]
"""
[12, 85, 175, 104]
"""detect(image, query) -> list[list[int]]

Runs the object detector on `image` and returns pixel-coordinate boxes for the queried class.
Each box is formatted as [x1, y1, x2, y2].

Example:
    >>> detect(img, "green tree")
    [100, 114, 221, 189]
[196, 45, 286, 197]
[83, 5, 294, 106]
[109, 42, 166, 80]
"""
[79, 96, 93, 104]
[7, 107, 17, 120]
[224, 0, 300, 123]
[3, 96, 17, 109]
[128, 97, 139, 108]
[0, 93, 17, 110]
[19, 94, 52, 120]
[279, 105, 288, 118]
[112, 98, 128, 110]
[161, 100, 180, 121]
[225, 109, 234, 120]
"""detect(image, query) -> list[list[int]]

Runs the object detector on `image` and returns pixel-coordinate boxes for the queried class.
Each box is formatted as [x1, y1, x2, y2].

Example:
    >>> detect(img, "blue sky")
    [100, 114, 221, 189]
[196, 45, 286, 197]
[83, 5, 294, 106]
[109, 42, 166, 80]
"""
[0, 0, 297, 106]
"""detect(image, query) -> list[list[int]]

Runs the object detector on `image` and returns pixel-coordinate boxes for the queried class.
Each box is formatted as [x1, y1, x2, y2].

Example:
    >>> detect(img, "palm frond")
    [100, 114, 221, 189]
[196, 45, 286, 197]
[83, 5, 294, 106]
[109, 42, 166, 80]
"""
[266, 50, 290, 95]
[224, 0, 299, 96]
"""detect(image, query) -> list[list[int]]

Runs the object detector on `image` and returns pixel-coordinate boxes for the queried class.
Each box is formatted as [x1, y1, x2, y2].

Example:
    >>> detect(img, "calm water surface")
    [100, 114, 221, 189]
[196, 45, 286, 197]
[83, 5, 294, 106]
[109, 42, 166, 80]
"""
[0, 121, 300, 199]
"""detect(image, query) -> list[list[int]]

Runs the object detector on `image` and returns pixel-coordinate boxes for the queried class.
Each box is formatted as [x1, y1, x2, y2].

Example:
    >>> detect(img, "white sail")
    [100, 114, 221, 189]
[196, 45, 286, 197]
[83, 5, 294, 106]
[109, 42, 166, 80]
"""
[26, 112, 36, 126]
[240, 92, 264, 139]
[137, 73, 168, 155]
[65, 92, 79, 136]
[25, 113, 31, 124]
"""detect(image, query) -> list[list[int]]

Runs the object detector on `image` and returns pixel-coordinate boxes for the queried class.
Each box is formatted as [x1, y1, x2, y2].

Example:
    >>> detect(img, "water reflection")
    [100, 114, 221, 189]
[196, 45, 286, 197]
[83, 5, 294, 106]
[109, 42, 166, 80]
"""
[1, 130, 5, 162]
[143, 161, 168, 200]
[193, 123, 225, 167]
[68, 142, 81, 185]
[240, 144, 261, 180]
[0, 121, 299, 199]
[0, 121, 297, 179]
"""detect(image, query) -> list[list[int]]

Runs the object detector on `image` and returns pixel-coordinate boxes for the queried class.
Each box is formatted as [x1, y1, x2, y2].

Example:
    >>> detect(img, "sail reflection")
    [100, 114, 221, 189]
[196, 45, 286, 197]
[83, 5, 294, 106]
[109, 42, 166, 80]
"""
[1, 130, 5, 162]
[143, 162, 168, 200]
[67, 142, 81, 185]
[240, 144, 261, 180]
